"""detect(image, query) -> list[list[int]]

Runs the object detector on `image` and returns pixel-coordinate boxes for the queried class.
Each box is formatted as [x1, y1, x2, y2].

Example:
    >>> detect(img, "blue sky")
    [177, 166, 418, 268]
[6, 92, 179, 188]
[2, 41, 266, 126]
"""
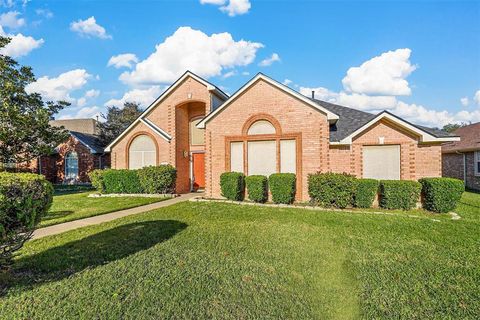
[1, 0, 479, 127]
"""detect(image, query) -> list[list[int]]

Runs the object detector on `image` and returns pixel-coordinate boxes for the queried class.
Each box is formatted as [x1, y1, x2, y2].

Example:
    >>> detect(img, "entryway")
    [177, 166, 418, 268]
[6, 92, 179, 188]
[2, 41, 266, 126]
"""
[191, 152, 205, 191]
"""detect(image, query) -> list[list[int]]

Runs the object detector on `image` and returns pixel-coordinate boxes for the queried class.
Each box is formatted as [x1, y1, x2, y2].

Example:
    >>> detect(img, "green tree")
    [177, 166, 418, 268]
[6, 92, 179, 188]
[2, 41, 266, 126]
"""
[0, 36, 69, 169]
[442, 122, 469, 133]
[98, 102, 143, 144]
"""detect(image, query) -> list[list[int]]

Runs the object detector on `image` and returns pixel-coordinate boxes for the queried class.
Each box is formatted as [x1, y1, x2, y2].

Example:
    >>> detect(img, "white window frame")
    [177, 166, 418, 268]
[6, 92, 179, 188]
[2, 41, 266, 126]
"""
[475, 151, 480, 176]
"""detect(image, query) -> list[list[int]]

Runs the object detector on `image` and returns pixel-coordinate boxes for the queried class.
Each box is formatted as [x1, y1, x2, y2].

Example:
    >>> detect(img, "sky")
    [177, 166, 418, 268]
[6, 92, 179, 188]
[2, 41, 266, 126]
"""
[0, 0, 479, 128]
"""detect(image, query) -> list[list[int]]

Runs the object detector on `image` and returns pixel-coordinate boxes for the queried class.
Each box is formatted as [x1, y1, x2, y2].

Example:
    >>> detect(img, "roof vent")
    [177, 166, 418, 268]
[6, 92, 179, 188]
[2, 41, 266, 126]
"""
[311, 91, 315, 99]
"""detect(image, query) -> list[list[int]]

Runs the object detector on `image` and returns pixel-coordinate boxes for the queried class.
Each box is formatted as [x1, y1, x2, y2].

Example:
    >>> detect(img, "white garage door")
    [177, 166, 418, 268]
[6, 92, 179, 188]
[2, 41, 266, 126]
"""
[363, 145, 400, 180]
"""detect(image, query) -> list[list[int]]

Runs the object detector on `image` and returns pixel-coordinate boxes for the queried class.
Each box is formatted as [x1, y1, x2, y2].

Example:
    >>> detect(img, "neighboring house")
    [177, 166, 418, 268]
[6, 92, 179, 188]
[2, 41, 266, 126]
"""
[442, 122, 480, 191]
[32, 119, 110, 184]
[105, 71, 458, 201]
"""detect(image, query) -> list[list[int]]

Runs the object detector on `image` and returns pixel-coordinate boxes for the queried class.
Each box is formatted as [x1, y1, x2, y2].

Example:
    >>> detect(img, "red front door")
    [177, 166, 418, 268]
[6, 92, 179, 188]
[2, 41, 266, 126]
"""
[192, 153, 205, 191]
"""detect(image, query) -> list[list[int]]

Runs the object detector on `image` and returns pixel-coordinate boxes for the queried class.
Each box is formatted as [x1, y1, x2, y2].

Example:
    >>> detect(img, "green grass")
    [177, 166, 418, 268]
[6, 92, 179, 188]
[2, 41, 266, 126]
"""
[1, 192, 479, 319]
[41, 191, 168, 227]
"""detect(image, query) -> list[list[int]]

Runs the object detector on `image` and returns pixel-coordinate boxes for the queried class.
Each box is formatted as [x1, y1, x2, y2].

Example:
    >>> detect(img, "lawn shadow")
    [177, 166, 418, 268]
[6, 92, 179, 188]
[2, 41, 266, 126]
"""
[2, 220, 187, 295]
[41, 210, 74, 221]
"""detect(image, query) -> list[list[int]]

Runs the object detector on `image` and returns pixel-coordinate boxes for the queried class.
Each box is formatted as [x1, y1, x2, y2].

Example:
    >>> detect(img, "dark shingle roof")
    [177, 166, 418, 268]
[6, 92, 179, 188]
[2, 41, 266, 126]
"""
[310, 98, 454, 142]
[442, 122, 480, 152]
[70, 131, 106, 153]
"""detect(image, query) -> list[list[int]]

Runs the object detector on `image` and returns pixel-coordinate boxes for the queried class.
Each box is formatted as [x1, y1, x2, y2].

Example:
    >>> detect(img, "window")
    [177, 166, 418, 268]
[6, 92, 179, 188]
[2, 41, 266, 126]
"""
[247, 140, 276, 176]
[280, 140, 296, 173]
[247, 120, 276, 135]
[230, 142, 244, 172]
[65, 152, 79, 181]
[363, 145, 400, 180]
[190, 118, 205, 145]
[129, 135, 156, 169]
[475, 151, 480, 176]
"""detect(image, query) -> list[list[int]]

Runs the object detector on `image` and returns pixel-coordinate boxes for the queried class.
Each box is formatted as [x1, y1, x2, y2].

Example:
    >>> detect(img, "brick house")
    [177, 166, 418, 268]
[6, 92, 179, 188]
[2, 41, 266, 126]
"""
[31, 119, 110, 184]
[106, 71, 458, 201]
[442, 122, 480, 191]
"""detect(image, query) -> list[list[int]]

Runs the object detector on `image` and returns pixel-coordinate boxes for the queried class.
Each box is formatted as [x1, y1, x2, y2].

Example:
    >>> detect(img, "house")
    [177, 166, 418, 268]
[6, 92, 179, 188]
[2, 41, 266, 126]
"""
[105, 71, 458, 201]
[442, 122, 480, 191]
[32, 119, 110, 184]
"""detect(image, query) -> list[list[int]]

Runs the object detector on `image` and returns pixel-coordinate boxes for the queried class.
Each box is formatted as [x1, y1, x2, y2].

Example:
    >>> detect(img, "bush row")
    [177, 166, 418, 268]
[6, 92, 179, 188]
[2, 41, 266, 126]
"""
[89, 165, 177, 194]
[1, 172, 54, 265]
[219, 171, 464, 212]
[221, 172, 296, 204]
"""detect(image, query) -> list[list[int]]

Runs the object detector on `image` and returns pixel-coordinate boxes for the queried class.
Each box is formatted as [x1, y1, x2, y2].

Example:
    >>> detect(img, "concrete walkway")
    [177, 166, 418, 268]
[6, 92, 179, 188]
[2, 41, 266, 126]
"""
[33, 193, 201, 240]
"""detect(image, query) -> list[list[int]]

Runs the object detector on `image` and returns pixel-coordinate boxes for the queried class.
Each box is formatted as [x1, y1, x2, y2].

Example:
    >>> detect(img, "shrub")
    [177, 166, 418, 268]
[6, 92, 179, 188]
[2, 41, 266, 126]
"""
[138, 165, 177, 194]
[419, 177, 464, 213]
[308, 172, 357, 208]
[246, 175, 268, 203]
[220, 172, 245, 201]
[0, 173, 53, 266]
[89, 169, 105, 193]
[102, 169, 144, 194]
[355, 179, 379, 208]
[379, 180, 421, 210]
[269, 173, 296, 204]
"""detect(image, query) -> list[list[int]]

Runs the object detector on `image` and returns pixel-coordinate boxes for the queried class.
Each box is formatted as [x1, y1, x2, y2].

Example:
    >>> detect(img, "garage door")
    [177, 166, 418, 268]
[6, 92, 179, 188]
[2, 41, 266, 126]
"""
[363, 145, 400, 180]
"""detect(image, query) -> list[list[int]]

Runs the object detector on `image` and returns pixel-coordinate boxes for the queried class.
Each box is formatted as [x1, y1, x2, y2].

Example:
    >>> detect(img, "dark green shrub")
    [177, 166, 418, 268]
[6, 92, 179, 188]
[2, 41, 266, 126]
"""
[419, 177, 464, 213]
[355, 179, 379, 208]
[138, 165, 177, 194]
[102, 169, 144, 194]
[269, 173, 296, 204]
[88, 169, 105, 193]
[308, 172, 357, 208]
[379, 180, 421, 210]
[0, 173, 54, 266]
[220, 172, 245, 201]
[246, 175, 268, 203]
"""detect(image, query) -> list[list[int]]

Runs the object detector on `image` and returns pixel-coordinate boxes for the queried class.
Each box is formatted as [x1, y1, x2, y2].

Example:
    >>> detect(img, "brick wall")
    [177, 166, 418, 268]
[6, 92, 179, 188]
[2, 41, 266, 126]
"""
[443, 151, 480, 191]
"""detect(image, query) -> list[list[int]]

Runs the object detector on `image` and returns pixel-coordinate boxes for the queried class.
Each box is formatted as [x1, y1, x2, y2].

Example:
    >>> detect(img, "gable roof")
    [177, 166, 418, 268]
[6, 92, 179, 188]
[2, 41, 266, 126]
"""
[69, 131, 106, 154]
[196, 73, 339, 129]
[442, 122, 480, 153]
[105, 71, 228, 152]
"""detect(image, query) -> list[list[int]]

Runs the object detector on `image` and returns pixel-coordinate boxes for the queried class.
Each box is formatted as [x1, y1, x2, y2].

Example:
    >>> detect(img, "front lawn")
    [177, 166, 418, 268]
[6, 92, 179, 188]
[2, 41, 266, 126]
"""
[1, 192, 478, 319]
[41, 191, 168, 227]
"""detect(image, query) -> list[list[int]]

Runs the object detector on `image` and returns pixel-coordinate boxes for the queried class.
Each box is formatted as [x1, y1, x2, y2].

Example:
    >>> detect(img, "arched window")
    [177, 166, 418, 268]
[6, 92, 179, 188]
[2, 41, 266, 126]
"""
[247, 120, 276, 135]
[129, 135, 156, 169]
[190, 118, 205, 145]
[65, 152, 79, 182]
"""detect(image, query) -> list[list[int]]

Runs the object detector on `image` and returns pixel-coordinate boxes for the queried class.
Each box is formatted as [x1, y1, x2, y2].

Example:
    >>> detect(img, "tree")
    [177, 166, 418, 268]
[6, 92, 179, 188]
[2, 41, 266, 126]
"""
[98, 102, 143, 144]
[0, 37, 69, 168]
[442, 122, 469, 133]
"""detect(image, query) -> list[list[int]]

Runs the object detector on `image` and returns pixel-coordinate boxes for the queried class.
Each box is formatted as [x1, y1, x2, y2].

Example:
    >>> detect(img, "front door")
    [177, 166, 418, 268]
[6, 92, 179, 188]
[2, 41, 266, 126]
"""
[192, 153, 205, 191]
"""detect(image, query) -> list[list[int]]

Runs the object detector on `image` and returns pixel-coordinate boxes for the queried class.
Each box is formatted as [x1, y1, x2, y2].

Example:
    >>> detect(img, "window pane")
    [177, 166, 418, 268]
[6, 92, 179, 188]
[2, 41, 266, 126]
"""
[143, 151, 156, 167]
[363, 145, 400, 180]
[129, 152, 143, 170]
[247, 120, 276, 135]
[129, 135, 157, 169]
[280, 140, 296, 173]
[190, 119, 205, 145]
[130, 135, 156, 151]
[248, 140, 276, 176]
[230, 142, 244, 173]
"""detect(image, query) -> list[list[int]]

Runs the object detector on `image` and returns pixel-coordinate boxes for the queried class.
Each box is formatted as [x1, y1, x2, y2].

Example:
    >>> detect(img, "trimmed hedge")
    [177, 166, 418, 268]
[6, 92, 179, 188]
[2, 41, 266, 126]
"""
[89, 169, 105, 193]
[1, 173, 54, 265]
[102, 169, 143, 194]
[269, 173, 296, 204]
[138, 165, 177, 194]
[420, 177, 464, 213]
[380, 180, 421, 210]
[246, 175, 268, 203]
[220, 172, 245, 201]
[355, 179, 379, 208]
[308, 172, 357, 208]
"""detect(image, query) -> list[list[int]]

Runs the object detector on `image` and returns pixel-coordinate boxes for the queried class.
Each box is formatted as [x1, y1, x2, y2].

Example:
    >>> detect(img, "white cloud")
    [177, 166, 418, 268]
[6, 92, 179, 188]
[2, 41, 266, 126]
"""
[222, 70, 236, 78]
[77, 89, 100, 107]
[283, 79, 292, 86]
[104, 86, 164, 108]
[460, 97, 469, 107]
[119, 26, 263, 85]
[35, 9, 53, 19]
[259, 53, 280, 67]
[342, 48, 416, 96]
[0, 11, 25, 29]
[25, 69, 91, 102]
[70, 16, 111, 39]
[108, 53, 138, 69]
[241, 71, 250, 76]
[475, 90, 480, 106]
[0, 26, 44, 57]
[200, 0, 251, 16]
